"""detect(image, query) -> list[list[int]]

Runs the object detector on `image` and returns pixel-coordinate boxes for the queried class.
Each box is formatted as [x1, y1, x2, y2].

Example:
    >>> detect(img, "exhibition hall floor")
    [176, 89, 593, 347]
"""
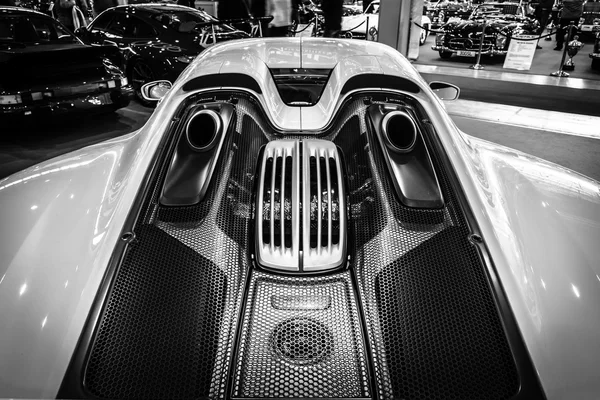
[417, 31, 600, 80]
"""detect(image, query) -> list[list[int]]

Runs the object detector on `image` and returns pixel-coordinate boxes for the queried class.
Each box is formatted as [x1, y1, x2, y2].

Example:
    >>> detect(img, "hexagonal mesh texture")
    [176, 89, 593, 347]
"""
[84, 100, 268, 399]
[334, 98, 520, 400]
[83, 93, 520, 400]
[84, 224, 226, 399]
[232, 270, 370, 398]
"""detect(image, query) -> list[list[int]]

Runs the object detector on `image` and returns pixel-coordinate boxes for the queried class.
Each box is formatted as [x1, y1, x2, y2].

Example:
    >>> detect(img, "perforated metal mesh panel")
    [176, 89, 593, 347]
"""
[84, 224, 226, 399]
[84, 101, 269, 399]
[333, 99, 520, 400]
[83, 94, 520, 400]
[232, 270, 371, 398]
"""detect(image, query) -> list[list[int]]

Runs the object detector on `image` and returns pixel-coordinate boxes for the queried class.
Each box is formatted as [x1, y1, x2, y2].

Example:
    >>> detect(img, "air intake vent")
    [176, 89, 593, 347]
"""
[256, 141, 300, 272]
[255, 140, 346, 273]
[302, 140, 346, 272]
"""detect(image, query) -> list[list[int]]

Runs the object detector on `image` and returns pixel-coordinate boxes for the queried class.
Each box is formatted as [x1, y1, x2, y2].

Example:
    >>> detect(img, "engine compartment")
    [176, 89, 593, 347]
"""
[58, 91, 543, 400]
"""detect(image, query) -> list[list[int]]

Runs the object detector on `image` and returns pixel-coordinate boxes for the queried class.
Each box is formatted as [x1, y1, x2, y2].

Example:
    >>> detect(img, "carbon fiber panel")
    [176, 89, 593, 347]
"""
[84, 100, 269, 399]
[232, 270, 370, 398]
[82, 94, 520, 400]
[333, 99, 520, 400]
[84, 224, 226, 399]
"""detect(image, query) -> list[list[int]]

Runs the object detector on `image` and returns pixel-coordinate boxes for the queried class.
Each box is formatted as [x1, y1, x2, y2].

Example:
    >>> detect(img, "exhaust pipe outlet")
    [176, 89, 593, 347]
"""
[186, 109, 221, 152]
[381, 110, 417, 153]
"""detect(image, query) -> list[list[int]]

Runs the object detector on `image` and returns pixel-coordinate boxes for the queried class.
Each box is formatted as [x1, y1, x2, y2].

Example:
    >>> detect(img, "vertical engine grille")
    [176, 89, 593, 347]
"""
[255, 139, 346, 273]
[256, 140, 301, 272]
[302, 140, 346, 272]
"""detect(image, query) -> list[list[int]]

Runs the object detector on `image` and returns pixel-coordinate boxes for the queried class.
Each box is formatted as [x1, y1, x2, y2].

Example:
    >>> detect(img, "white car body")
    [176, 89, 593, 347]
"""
[0, 38, 599, 399]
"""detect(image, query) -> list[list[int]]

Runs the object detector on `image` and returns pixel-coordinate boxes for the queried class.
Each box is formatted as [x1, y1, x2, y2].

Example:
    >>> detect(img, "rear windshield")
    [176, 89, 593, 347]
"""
[152, 10, 236, 34]
[0, 14, 77, 47]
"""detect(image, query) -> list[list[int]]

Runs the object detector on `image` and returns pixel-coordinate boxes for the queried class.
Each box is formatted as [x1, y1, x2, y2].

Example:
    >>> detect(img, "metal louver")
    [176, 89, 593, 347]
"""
[302, 140, 346, 272]
[256, 140, 300, 272]
[255, 139, 346, 273]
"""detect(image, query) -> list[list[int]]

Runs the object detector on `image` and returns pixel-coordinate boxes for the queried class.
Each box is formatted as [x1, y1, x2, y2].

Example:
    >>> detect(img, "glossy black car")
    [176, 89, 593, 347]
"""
[0, 6, 132, 121]
[76, 4, 250, 103]
[15, 0, 53, 16]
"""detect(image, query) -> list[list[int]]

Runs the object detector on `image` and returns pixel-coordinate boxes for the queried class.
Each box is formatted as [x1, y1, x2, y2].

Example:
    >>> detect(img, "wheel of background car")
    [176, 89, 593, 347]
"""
[592, 59, 600, 70]
[130, 59, 156, 106]
[439, 50, 452, 59]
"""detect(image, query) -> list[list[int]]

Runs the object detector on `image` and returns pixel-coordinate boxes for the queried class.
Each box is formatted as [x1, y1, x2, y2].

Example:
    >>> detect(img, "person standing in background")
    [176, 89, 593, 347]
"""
[51, 0, 89, 31]
[219, 0, 255, 33]
[535, 0, 553, 48]
[321, 0, 342, 36]
[266, 0, 292, 36]
[219, 0, 251, 20]
[92, 0, 117, 16]
[554, 0, 584, 50]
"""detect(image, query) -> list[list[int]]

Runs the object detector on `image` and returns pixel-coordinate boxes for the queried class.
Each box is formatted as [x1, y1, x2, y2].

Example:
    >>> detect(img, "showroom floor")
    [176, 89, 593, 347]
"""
[417, 29, 600, 80]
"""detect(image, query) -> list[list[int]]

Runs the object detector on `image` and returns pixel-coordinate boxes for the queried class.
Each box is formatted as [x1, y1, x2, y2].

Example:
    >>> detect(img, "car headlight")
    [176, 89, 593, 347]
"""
[579, 17, 585, 25]
[175, 55, 195, 64]
[496, 35, 507, 49]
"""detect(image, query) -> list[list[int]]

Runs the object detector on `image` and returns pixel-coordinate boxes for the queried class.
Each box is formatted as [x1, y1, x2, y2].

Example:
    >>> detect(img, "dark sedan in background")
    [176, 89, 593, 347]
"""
[76, 4, 249, 103]
[0, 6, 132, 121]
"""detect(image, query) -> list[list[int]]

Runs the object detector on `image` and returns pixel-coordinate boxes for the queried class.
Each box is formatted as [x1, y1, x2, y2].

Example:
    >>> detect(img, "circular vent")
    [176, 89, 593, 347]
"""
[381, 110, 418, 153]
[185, 109, 221, 152]
[272, 318, 333, 365]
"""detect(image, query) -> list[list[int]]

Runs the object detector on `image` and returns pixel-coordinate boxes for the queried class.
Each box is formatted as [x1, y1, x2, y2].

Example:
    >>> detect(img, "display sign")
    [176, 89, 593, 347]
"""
[580, 25, 600, 32]
[503, 35, 538, 71]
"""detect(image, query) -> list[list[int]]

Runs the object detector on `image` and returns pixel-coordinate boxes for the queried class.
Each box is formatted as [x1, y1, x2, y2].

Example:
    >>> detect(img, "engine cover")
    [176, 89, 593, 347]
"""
[255, 139, 347, 273]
